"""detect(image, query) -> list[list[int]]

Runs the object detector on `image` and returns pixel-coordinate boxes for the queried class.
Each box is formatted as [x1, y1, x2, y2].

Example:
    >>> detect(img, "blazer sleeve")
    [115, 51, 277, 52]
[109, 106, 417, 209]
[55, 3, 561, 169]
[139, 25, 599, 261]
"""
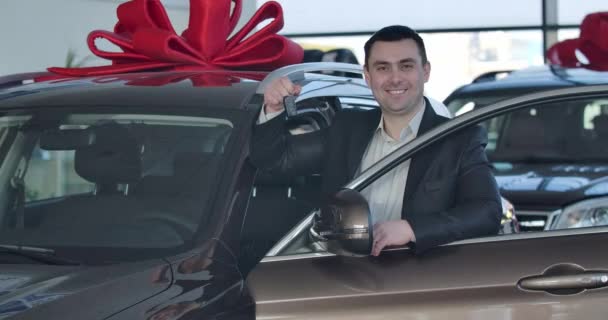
[249, 112, 326, 176]
[411, 125, 502, 253]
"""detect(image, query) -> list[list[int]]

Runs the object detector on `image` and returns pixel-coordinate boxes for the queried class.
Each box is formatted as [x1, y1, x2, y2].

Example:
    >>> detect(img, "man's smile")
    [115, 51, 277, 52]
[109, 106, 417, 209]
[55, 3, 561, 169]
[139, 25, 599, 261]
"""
[386, 89, 407, 95]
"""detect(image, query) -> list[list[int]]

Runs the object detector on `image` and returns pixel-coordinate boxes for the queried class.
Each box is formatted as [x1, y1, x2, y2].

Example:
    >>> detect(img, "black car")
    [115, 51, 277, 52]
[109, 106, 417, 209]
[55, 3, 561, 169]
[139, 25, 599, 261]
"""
[444, 66, 608, 231]
[0, 70, 267, 319]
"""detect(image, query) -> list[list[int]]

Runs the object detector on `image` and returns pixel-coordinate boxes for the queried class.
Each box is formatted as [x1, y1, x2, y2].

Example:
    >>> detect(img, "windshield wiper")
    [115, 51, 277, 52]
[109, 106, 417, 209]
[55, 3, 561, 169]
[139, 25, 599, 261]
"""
[0, 244, 81, 266]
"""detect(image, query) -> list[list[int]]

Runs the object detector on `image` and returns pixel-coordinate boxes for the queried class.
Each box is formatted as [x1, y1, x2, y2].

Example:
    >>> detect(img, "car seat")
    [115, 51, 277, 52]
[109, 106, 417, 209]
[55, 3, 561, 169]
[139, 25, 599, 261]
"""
[593, 114, 608, 140]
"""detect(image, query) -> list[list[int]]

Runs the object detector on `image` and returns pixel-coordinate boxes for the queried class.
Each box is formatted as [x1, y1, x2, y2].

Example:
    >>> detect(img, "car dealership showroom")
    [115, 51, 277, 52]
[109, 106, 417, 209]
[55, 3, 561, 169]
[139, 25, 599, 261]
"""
[1, 0, 608, 319]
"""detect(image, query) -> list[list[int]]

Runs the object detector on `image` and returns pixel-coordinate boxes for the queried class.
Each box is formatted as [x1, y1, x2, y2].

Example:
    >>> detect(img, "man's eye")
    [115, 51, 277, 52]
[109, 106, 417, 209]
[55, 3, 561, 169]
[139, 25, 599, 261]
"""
[401, 64, 414, 70]
[376, 66, 388, 71]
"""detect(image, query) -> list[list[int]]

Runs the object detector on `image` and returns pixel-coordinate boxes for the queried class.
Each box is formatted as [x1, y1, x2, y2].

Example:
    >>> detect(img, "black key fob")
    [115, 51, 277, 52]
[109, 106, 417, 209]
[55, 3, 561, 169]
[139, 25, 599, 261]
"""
[284, 95, 297, 118]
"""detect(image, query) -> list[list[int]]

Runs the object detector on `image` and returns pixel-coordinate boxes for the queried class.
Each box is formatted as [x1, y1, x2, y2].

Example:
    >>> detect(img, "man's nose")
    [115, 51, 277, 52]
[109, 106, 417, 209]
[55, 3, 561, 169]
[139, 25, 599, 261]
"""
[388, 69, 403, 84]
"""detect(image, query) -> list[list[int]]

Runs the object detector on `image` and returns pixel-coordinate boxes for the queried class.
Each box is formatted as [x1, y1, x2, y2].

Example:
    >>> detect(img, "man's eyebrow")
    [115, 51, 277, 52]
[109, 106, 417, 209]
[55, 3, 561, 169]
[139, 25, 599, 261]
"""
[371, 61, 389, 67]
[372, 58, 417, 67]
[399, 58, 417, 64]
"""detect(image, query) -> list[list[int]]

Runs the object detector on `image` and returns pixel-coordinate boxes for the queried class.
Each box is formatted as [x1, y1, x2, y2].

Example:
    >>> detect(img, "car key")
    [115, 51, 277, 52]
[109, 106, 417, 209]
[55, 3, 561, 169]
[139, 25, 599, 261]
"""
[283, 95, 297, 118]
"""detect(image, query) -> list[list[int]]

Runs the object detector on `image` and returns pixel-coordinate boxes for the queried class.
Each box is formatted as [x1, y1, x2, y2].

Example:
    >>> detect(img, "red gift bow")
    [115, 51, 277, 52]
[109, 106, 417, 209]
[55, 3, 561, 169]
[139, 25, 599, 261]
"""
[48, 0, 303, 77]
[546, 11, 608, 71]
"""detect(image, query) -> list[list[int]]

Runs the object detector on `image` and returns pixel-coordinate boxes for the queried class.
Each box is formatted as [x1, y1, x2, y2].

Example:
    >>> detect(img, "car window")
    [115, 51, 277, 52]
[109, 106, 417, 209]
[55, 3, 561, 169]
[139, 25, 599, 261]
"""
[488, 98, 607, 163]
[245, 94, 377, 259]
[244, 96, 341, 263]
[0, 109, 237, 264]
[268, 92, 608, 257]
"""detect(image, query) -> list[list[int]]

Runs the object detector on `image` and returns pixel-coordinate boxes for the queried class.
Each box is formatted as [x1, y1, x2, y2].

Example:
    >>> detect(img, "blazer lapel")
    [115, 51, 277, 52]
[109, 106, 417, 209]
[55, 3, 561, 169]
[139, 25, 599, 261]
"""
[402, 98, 444, 217]
[347, 109, 381, 178]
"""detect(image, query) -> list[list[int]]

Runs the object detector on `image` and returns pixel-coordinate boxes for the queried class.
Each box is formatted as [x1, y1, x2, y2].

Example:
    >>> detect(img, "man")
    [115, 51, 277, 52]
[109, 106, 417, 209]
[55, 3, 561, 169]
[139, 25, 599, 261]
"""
[251, 25, 501, 255]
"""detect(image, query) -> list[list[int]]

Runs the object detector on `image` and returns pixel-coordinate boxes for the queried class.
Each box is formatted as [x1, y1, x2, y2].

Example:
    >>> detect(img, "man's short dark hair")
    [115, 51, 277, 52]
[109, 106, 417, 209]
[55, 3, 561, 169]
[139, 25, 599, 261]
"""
[364, 25, 428, 67]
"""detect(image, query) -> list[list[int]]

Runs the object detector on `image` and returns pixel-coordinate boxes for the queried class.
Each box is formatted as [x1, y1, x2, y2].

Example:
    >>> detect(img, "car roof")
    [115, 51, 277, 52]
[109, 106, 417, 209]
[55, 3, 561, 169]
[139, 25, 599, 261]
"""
[0, 70, 266, 110]
[445, 66, 608, 102]
[0, 63, 371, 115]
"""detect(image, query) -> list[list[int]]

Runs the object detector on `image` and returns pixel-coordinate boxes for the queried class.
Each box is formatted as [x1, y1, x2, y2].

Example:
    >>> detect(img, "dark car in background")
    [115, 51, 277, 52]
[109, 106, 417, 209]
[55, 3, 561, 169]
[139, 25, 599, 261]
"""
[444, 66, 608, 231]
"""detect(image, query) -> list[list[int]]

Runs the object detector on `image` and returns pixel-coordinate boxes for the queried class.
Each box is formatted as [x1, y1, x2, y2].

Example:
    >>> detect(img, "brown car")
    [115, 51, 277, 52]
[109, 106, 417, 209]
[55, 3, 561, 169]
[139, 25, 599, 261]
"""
[248, 84, 608, 320]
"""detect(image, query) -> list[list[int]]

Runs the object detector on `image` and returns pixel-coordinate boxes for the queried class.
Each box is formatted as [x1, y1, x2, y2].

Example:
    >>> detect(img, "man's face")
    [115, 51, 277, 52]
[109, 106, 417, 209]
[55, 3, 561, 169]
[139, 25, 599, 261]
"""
[364, 39, 430, 116]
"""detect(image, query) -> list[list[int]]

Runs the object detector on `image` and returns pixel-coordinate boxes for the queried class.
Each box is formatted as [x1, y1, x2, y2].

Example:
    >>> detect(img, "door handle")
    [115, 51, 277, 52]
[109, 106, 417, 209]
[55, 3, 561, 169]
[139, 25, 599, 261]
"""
[518, 263, 608, 295]
[519, 272, 608, 291]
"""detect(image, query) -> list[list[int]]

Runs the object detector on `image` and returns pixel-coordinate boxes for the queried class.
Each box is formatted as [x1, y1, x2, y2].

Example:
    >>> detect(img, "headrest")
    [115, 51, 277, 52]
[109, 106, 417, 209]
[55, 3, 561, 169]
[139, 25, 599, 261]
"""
[302, 49, 325, 63]
[593, 114, 608, 137]
[502, 116, 547, 149]
[75, 123, 142, 184]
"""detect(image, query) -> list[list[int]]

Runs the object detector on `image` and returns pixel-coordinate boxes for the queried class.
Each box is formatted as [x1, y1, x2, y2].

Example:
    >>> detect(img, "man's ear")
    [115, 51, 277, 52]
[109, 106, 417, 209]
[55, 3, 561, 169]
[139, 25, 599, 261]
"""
[363, 66, 371, 86]
[423, 61, 431, 82]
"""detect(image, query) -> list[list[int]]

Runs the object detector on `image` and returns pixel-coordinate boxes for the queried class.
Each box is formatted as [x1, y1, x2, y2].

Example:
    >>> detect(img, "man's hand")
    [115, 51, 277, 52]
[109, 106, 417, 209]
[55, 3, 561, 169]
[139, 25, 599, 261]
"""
[264, 77, 302, 114]
[371, 219, 416, 256]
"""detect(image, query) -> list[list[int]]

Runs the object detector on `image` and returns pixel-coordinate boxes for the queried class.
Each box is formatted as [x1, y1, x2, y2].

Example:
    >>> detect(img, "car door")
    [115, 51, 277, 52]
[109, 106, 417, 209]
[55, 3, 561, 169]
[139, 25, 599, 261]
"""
[246, 85, 608, 320]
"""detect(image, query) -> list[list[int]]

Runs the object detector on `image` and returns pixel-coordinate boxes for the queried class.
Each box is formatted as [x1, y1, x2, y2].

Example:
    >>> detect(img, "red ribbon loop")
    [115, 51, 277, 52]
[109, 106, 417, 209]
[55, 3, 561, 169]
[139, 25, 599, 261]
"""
[87, 31, 147, 63]
[225, 1, 283, 52]
[115, 0, 176, 35]
[49, 0, 303, 77]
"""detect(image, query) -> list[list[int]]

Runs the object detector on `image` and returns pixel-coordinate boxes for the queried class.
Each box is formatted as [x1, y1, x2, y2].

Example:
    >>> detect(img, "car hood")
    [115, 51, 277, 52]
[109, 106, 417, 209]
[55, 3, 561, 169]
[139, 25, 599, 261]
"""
[107, 245, 249, 320]
[0, 259, 171, 319]
[493, 163, 608, 209]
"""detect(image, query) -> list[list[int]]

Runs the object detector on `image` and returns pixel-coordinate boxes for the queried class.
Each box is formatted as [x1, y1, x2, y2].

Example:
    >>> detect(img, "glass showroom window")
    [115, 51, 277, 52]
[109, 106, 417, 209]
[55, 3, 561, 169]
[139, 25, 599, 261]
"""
[291, 30, 543, 101]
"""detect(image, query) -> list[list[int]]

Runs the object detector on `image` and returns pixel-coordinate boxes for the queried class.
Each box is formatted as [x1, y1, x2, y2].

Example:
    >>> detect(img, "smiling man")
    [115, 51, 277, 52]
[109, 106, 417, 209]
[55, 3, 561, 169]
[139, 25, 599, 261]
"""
[251, 25, 501, 255]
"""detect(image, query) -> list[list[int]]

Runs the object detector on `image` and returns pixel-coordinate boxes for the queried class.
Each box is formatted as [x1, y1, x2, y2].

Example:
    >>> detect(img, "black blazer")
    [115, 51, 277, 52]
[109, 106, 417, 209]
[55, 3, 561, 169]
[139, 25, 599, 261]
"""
[250, 98, 502, 253]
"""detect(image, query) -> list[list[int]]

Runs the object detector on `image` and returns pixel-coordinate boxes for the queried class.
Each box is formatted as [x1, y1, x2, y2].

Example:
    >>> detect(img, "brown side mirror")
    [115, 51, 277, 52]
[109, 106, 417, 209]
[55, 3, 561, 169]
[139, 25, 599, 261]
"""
[310, 189, 372, 257]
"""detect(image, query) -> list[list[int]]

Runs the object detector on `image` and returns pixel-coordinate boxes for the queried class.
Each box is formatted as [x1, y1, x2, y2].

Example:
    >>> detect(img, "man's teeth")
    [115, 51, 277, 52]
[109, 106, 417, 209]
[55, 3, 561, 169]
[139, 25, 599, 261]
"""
[388, 90, 405, 94]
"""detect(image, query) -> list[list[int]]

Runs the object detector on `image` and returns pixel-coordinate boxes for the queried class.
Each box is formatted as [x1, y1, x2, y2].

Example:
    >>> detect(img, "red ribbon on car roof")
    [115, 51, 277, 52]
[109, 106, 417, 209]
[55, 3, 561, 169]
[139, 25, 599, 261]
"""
[47, 0, 304, 77]
[87, 71, 266, 86]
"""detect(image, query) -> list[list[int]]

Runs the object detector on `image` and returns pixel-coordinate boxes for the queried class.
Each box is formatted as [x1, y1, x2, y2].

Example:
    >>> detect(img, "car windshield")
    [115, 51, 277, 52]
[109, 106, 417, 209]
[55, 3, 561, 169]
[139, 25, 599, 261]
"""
[0, 107, 237, 264]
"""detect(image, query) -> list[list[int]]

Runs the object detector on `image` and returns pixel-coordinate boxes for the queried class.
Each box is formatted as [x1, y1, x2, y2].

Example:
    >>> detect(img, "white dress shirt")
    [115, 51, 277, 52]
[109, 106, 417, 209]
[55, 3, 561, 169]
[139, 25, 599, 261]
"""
[359, 103, 425, 225]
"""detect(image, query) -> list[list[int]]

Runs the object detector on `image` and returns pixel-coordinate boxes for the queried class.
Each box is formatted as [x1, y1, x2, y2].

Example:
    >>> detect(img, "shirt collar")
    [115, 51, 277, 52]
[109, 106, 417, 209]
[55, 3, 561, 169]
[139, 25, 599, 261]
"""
[376, 98, 426, 142]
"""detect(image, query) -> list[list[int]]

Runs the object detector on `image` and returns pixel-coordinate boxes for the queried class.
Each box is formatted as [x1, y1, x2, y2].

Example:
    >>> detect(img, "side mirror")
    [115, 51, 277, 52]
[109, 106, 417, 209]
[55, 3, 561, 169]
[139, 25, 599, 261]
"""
[310, 189, 372, 257]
